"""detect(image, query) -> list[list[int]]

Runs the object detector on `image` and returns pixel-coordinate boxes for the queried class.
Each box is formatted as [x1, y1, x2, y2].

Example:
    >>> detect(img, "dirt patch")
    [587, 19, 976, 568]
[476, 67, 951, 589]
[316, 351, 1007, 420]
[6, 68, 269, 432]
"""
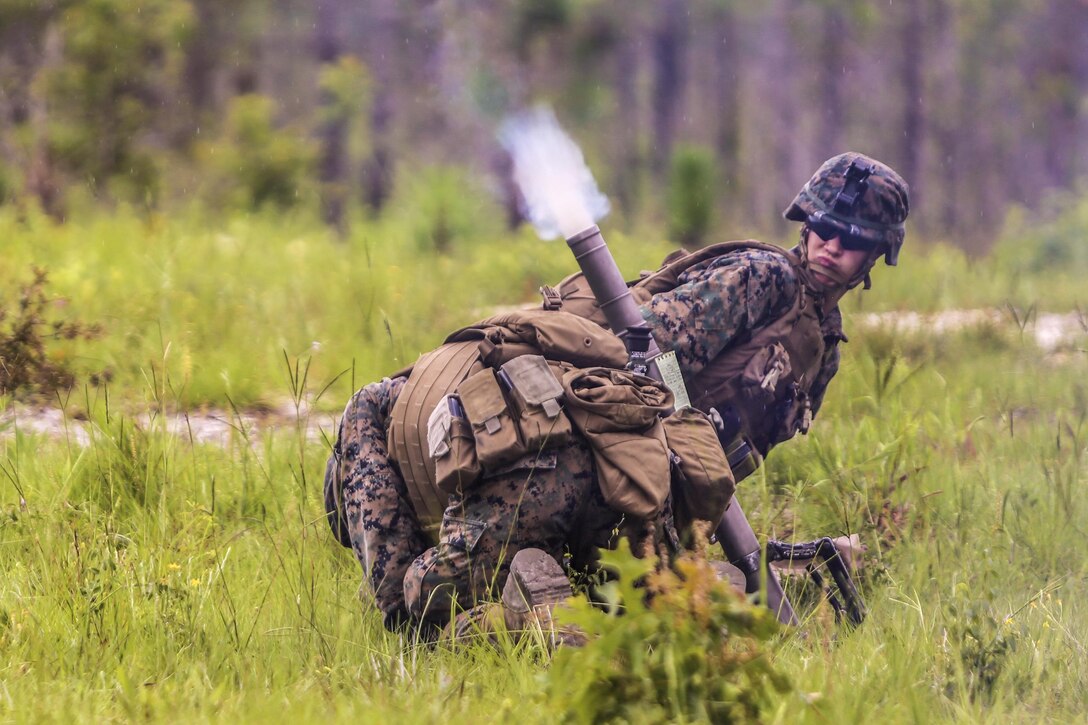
[854, 309, 1087, 352]
[0, 400, 340, 448]
[4, 309, 1084, 445]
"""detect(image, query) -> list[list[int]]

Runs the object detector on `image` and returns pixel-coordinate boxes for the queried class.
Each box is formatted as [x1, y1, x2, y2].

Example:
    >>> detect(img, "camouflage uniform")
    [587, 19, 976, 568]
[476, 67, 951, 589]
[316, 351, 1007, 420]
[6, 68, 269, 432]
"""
[329, 152, 909, 631]
[328, 376, 429, 628]
[401, 436, 622, 627]
[640, 247, 842, 422]
[327, 248, 842, 629]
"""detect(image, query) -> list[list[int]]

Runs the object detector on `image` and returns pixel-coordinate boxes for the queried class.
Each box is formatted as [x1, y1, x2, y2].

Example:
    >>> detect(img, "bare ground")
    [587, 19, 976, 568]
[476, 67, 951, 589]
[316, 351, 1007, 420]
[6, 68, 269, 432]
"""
[3, 309, 1085, 445]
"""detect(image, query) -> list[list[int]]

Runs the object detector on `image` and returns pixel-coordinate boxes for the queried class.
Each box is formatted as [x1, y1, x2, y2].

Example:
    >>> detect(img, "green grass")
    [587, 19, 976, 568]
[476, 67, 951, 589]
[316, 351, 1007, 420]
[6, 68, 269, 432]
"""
[6, 200, 1086, 410]
[0, 203, 674, 409]
[2, 200, 1088, 722]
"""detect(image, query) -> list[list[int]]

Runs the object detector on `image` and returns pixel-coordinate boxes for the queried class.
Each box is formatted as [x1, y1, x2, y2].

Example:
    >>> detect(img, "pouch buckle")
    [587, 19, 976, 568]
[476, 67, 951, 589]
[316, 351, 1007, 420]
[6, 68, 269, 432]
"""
[540, 285, 563, 311]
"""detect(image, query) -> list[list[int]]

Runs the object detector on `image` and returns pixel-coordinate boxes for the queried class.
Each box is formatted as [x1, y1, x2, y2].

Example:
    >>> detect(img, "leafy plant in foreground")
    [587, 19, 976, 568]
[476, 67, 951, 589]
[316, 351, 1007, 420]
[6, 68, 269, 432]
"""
[942, 583, 1021, 705]
[0, 267, 104, 399]
[545, 541, 791, 723]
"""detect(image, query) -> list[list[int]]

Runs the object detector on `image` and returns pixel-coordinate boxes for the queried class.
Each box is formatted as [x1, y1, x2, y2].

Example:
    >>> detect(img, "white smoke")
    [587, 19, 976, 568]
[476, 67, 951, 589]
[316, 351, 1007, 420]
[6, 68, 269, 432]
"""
[498, 106, 610, 240]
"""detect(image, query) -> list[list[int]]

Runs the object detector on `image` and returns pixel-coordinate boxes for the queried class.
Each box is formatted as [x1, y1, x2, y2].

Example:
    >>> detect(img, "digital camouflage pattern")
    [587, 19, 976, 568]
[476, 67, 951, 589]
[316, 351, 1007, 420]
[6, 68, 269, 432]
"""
[783, 151, 910, 265]
[332, 376, 620, 629]
[326, 246, 846, 629]
[331, 376, 430, 628]
[640, 248, 843, 418]
[402, 436, 621, 626]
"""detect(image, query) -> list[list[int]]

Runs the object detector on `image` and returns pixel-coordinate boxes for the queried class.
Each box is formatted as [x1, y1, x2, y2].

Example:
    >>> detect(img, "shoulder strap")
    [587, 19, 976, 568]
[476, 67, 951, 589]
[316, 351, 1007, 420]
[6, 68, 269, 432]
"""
[635, 240, 802, 297]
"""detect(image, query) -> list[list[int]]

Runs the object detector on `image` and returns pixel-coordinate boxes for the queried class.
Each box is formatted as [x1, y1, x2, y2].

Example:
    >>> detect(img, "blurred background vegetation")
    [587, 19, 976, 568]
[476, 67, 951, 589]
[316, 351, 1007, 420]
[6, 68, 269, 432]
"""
[1, 3, 1088, 721]
[0, 0, 1086, 249]
[0, 0, 1087, 407]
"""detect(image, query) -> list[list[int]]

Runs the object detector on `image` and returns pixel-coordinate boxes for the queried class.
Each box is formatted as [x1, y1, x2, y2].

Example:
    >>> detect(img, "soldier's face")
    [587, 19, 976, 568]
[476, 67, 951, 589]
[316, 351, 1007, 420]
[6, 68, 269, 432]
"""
[806, 230, 870, 286]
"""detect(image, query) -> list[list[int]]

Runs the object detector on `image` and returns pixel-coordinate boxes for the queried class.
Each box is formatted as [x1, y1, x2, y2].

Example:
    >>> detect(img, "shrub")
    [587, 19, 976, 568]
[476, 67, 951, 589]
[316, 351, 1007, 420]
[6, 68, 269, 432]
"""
[41, 0, 192, 204]
[397, 165, 501, 254]
[544, 541, 791, 723]
[0, 267, 105, 399]
[667, 145, 717, 248]
[993, 187, 1088, 273]
[196, 95, 317, 212]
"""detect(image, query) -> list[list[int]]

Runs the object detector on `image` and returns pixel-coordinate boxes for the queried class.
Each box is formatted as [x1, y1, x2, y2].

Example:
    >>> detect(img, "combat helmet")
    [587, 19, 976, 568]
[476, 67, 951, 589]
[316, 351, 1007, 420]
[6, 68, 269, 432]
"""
[784, 152, 910, 267]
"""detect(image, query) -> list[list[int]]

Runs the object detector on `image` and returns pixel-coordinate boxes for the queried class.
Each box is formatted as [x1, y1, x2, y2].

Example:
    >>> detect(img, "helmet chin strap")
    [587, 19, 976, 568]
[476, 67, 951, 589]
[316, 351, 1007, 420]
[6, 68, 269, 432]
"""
[797, 225, 880, 305]
[807, 260, 850, 287]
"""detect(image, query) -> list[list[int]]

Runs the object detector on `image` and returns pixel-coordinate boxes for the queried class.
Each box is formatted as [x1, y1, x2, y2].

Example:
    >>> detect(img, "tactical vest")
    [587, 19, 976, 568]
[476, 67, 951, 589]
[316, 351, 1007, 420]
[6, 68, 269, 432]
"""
[555, 240, 838, 460]
[388, 309, 628, 529]
[389, 241, 839, 528]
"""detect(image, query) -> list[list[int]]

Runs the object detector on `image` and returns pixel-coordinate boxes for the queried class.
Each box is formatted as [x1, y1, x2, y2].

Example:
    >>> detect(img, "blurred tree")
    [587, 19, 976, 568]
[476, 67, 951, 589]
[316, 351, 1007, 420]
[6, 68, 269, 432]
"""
[38, 0, 193, 205]
[897, 0, 925, 222]
[651, 0, 689, 179]
[315, 0, 347, 234]
[357, 0, 396, 215]
[316, 55, 372, 232]
[610, 16, 643, 221]
[759, 0, 802, 226]
[708, 0, 742, 215]
[196, 94, 316, 211]
[1038, 0, 1088, 191]
[667, 144, 716, 247]
[0, 0, 1083, 244]
[811, 1, 848, 156]
[179, 0, 264, 145]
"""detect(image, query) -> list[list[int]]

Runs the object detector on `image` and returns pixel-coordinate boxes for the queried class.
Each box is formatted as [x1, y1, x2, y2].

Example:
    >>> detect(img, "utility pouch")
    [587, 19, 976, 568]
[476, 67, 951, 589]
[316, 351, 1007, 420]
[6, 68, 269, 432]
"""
[499, 354, 571, 452]
[662, 407, 736, 529]
[428, 395, 482, 494]
[742, 342, 792, 398]
[772, 382, 813, 445]
[456, 368, 526, 471]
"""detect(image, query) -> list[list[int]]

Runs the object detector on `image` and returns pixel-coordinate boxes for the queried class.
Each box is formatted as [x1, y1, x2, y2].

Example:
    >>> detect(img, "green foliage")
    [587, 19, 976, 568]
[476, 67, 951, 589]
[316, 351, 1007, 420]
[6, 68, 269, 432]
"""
[0, 201, 669, 408]
[318, 56, 372, 128]
[993, 188, 1088, 274]
[0, 267, 103, 398]
[397, 165, 502, 254]
[667, 145, 717, 248]
[0, 161, 16, 204]
[2, 204, 1088, 720]
[196, 94, 317, 212]
[511, 0, 571, 49]
[943, 583, 1020, 704]
[545, 542, 791, 723]
[41, 0, 193, 202]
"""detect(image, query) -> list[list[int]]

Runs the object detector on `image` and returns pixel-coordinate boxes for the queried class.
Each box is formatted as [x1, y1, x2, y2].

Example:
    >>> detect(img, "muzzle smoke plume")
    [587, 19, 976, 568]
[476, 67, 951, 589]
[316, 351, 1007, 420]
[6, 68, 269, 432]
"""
[498, 106, 610, 240]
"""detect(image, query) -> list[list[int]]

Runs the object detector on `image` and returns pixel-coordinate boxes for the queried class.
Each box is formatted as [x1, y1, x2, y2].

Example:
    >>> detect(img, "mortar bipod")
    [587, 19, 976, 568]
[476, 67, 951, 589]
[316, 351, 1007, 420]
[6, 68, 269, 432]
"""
[765, 537, 866, 627]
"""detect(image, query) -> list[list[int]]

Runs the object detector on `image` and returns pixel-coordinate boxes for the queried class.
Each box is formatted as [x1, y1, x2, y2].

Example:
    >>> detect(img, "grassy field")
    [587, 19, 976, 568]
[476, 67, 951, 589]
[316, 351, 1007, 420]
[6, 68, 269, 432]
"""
[1, 204, 1087, 722]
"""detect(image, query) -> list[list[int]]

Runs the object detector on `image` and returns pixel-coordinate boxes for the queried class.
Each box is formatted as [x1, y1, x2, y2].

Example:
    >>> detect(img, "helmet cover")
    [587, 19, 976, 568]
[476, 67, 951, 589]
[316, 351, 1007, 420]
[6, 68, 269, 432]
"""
[784, 152, 910, 265]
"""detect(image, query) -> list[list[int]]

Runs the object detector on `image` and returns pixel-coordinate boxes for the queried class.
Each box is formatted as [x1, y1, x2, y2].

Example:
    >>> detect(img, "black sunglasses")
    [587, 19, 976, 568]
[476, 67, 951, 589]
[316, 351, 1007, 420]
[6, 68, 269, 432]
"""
[807, 218, 876, 253]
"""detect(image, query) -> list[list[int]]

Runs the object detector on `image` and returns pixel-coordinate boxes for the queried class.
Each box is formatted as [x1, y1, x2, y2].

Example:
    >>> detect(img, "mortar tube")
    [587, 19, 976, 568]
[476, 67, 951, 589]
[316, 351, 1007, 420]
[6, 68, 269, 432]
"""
[565, 225, 661, 358]
[716, 500, 798, 626]
[564, 223, 799, 627]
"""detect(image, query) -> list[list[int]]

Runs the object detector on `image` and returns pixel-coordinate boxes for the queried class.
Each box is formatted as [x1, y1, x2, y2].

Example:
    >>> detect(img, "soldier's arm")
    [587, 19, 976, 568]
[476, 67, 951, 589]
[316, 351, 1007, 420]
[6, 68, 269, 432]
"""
[639, 251, 799, 378]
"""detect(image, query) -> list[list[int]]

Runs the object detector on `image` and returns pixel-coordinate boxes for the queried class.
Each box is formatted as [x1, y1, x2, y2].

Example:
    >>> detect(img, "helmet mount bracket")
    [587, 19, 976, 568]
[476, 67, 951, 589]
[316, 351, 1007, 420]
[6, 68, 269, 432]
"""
[832, 161, 874, 216]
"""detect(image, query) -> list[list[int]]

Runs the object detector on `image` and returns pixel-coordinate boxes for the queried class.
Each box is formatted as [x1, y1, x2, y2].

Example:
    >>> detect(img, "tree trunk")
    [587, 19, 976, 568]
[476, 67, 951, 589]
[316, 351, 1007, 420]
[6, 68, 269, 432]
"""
[759, 0, 801, 226]
[815, 3, 847, 156]
[899, 0, 925, 223]
[613, 29, 642, 221]
[712, 3, 741, 213]
[1041, 0, 1086, 190]
[651, 0, 688, 179]
[359, 1, 395, 215]
[315, 0, 347, 235]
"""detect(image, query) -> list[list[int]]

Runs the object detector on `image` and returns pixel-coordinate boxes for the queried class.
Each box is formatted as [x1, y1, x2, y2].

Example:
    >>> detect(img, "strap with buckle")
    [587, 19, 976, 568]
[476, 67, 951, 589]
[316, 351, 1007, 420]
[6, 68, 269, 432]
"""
[539, 285, 562, 311]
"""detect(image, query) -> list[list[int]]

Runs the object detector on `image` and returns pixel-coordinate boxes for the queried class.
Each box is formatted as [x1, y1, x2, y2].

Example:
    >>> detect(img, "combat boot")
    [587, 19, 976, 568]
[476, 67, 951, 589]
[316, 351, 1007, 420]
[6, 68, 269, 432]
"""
[501, 548, 585, 647]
